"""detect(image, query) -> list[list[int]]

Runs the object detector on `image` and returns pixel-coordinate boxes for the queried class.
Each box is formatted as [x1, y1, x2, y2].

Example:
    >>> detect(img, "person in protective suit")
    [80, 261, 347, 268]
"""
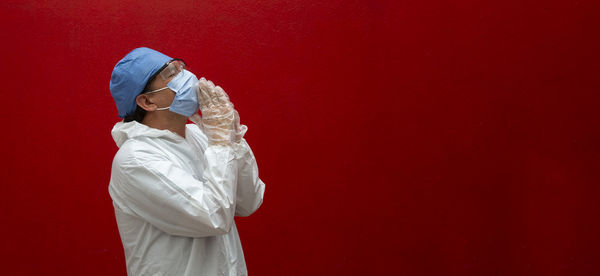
[108, 47, 265, 276]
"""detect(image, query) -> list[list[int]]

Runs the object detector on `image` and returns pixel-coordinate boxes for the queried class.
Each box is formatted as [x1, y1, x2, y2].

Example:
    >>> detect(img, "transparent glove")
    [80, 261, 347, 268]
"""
[192, 109, 248, 144]
[232, 109, 248, 143]
[193, 78, 237, 146]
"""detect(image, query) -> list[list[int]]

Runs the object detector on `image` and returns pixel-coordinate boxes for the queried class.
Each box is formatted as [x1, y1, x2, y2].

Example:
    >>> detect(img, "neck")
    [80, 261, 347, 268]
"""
[142, 111, 187, 138]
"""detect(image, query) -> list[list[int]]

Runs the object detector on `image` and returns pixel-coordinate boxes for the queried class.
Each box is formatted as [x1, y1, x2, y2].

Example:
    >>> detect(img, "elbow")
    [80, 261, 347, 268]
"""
[206, 225, 231, 236]
[180, 208, 233, 238]
[210, 221, 233, 235]
[235, 197, 264, 217]
[206, 206, 235, 234]
[235, 209, 253, 217]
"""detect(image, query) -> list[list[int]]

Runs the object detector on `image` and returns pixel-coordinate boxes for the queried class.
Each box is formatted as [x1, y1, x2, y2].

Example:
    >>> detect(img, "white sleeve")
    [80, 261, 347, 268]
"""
[110, 143, 238, 238]
[232, 138, 265, 217]
[185, 124, 265, 217]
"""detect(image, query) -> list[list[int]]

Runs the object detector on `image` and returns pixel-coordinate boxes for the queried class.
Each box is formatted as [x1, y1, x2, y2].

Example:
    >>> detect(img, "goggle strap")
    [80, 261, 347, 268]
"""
[146, 87, 169, 94]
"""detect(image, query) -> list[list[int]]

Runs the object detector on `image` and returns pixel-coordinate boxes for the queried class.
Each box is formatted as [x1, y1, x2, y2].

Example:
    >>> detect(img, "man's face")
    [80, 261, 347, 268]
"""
[135, 59, 191, 120]
[145, 73, 176, 110]
[143, 60, 187, 111]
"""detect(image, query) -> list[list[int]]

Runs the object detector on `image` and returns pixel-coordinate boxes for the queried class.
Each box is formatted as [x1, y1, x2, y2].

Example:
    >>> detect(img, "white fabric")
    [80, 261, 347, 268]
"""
[108, 121, 265, 276]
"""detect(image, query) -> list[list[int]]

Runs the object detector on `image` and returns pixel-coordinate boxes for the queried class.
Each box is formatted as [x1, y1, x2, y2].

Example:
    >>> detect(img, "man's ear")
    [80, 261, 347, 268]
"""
[135, 94, 157, 112]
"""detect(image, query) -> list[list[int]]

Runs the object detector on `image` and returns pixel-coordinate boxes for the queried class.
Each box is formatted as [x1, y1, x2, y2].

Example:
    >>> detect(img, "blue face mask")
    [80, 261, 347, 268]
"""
[150, 69, 199, 117]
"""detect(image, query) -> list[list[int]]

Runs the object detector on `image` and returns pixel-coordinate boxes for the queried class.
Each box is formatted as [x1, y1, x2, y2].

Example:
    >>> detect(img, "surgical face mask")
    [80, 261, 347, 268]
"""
[146, 69, 199, 117]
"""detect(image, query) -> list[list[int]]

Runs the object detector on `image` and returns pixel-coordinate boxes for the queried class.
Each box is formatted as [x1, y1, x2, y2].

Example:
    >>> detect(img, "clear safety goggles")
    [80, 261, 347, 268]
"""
[157, 59, 186, 81]
[145, 59, 186, 94]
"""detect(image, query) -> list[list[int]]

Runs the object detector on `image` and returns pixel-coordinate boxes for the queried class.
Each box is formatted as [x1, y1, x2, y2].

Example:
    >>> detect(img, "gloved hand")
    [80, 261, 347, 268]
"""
[232, 110, 248, 143]
[192, 78, 246, 145]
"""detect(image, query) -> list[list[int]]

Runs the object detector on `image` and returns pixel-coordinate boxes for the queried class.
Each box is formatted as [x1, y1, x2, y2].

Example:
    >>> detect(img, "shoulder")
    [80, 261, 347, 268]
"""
[113, 138, 169, 169]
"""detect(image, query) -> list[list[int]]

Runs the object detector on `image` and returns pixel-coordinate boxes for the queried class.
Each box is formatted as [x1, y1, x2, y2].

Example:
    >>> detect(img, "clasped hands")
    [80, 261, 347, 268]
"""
[189, 78, 247, 146]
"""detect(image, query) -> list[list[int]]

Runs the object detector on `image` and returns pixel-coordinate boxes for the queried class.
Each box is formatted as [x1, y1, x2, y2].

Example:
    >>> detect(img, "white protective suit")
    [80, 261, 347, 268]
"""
[108, 121, 265, 276]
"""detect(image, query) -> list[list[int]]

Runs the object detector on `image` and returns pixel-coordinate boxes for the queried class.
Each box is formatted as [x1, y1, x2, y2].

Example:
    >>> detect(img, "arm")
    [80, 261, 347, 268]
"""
[233, 139, 265, 217]
[110, 144, 238, 238]
[192, 78, 265, 216]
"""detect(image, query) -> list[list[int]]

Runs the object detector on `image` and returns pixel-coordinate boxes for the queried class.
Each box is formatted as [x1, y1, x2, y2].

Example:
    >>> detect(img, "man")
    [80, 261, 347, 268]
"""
[108, 47, 265, 276]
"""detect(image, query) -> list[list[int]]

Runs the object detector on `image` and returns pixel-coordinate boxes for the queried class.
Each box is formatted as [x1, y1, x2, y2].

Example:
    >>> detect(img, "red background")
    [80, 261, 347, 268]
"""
[1, 0, 599, 275]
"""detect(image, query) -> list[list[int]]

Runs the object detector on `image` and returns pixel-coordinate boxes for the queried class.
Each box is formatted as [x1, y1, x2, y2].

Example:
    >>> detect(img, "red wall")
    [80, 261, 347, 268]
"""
[1, 0, 599, 275]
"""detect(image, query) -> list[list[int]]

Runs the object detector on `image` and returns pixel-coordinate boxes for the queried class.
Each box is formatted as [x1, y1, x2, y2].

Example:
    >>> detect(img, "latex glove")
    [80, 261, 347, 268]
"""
[194, 78, 235, 146]
[192, 109, 248, 144]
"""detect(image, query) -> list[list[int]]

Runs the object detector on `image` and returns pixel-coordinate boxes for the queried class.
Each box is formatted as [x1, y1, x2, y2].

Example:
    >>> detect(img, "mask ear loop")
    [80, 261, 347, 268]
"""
[144, 87, 172, 111]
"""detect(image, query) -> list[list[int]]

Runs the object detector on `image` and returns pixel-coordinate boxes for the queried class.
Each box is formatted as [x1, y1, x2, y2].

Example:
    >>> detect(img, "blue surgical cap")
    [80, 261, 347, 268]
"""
[110, 47, 173, 118]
